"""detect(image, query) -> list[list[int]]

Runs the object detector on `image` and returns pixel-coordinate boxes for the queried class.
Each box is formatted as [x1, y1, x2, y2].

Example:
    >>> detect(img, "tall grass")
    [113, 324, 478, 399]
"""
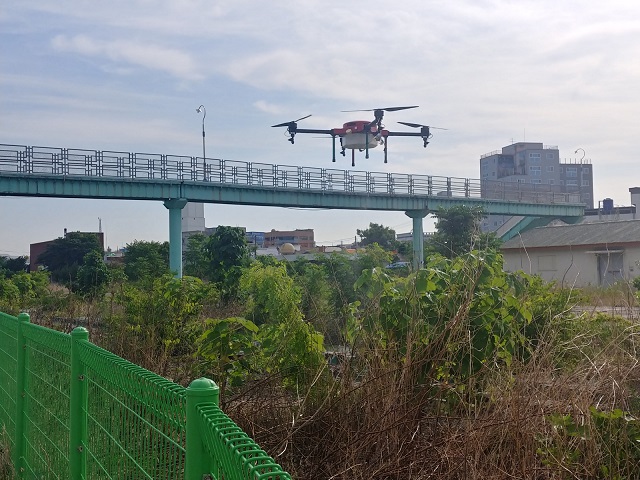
[226, 272, 640, 479]
[9, 267, 640, 478]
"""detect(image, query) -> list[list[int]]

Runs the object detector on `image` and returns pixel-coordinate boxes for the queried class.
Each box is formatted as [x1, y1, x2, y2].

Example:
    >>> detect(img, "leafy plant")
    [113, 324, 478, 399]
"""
[197, 317, 259, 398]
[539, 407, 640, 478]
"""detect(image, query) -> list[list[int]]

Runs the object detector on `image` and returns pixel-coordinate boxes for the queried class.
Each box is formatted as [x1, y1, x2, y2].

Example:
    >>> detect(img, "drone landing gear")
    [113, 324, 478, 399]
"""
[331, 134, 336, 162]
[351, 149, 355, 167]
[383, 137, 388, 163]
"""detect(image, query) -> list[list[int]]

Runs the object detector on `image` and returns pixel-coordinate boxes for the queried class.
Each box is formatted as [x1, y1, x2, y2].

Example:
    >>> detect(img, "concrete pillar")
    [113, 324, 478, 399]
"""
[163, 198, 188, 277]
[405, 210, 429, 270]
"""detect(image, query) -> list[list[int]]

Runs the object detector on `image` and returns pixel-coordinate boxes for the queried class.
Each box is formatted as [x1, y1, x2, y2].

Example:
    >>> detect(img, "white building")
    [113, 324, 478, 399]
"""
[501, 220, 640, 287]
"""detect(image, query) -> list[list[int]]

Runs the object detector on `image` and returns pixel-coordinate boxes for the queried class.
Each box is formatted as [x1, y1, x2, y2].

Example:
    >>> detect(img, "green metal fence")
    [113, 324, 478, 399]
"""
[0, 311, 291, 479]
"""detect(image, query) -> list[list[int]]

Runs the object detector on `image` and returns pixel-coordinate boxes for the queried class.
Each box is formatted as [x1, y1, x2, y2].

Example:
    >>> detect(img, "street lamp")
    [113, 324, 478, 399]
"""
[574, 148, 585, 162]
[196, 105, 206, 180]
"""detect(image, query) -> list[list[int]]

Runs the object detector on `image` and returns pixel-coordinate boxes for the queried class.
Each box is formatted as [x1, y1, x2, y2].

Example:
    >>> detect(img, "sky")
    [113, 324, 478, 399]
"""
[2, 1, 640, 256]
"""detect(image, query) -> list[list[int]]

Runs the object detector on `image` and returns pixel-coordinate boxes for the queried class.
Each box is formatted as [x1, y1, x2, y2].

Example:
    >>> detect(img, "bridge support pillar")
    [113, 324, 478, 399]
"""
[405, 210, 429, 270]
[164, 198, 188, 278]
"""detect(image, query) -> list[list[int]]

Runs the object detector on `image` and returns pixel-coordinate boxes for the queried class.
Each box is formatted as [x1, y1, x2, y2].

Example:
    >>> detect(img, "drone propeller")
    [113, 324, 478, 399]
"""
[271, 115, 312, 144]
[271, 114, 312, 128]
[341, 106, 419, 113]
[342, 106, 419, 133]
[398, 121, 447, 130]
[397, 121, 447, 148]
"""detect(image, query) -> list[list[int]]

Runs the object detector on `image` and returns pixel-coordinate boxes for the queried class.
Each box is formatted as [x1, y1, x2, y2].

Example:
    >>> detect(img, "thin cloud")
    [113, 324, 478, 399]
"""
[51, 34, 203, 81]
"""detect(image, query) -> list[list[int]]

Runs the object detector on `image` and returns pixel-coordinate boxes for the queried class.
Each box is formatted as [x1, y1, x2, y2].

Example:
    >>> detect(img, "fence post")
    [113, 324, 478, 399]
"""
[13, 312, 29, 477]
[70, 327, 89, 480]
[185, 378, 219, 480]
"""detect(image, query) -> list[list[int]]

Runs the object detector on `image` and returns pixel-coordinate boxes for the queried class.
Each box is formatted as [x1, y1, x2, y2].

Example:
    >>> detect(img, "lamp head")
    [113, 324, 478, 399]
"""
[196, 105, 205, 114]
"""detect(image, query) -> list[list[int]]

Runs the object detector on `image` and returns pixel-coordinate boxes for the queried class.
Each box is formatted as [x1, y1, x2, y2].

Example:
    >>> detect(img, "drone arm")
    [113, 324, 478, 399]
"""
[294, 128, 334, 135]
[385, 131, 424, 137]
[387, 130, 431, 147]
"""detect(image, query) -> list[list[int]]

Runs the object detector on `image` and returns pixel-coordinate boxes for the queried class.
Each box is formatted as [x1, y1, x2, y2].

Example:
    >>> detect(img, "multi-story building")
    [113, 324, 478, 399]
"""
[264, 229, 315, 251]
[480, 142, 594, 231]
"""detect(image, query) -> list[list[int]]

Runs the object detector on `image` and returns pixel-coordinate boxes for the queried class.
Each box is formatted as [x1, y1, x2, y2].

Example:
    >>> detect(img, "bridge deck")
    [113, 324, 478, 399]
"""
[0, 144, 584, 217]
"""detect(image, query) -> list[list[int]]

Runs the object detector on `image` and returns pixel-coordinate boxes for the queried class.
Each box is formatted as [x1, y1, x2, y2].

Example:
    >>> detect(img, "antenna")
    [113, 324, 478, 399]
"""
[98, 217, 102, 233]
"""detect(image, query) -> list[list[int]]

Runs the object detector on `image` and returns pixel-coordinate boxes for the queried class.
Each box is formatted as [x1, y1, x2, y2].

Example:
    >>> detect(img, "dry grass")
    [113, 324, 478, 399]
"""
[228, 309, 640, 480]
[0, 427, 14, 480]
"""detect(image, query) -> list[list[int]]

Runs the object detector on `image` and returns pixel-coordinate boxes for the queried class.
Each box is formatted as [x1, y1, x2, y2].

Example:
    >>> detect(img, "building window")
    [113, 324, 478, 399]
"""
[546, 153, 554, 159]
[566, 167, 577, 177]
[538, 255, 557, 271]
[529, 153, 541, 159]
[582, 180, 590, 186]
[566, 180, 578, 186]
[529, 166, 541, 175]
[517, 178, 526, 183]
[559, 167, 563, 173]
[560, 180, 564, 185]
[531, 179, 542, 184]
[582, 167, 590, 173]
[546, 166, 554, 172]
[549, 180, 554, 185]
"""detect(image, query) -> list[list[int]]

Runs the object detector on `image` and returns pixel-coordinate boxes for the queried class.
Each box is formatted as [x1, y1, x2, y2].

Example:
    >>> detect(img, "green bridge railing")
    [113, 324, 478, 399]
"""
[0, 311, 291, 479]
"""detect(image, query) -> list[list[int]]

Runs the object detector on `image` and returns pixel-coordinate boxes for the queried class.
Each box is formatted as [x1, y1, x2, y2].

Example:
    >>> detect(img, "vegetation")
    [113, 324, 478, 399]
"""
[357, 222, 397, 250]
[123, 240, 170, 281]
[427, 204, 501, 258]
[37, 232, 102, 286]
[1, 213, 639, 479]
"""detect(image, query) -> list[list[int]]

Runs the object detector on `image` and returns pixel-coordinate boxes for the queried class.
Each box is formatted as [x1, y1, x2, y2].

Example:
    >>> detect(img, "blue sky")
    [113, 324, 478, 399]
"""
[2, 1, 640, 256]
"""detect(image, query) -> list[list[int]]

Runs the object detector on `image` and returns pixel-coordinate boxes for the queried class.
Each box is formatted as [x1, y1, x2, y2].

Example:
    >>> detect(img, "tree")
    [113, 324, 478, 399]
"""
[76, 250, 111, 297]
[239, 263, 302, 326]
[427, 205, 501, 258]
[237, 262, 325, 389]
[123, 240, 170, 281]
[289, 258, 335, 339]
[205, 226, 250, 297]
[38, 232, 102, 285]
[0, 256, 28, 276]
[183, 233, 209, 278]
[357, 223, 397, 250]
[356, 243, 393, 275]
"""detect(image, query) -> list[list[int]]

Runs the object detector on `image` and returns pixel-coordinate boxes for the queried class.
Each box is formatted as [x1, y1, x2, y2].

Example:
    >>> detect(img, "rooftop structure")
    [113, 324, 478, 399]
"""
[480, 142, 594, 232]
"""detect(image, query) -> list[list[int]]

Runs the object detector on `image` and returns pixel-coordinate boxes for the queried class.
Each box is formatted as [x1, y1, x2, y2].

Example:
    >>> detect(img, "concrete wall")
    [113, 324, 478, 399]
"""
[502, 246, 640, 287]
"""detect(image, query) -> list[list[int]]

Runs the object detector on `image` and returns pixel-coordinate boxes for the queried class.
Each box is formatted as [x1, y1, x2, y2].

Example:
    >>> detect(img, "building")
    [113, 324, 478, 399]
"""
[501, 220, 640, 287]
[582, 197, 636, 223]
[30, 229, 105, 272]
[246, 231, 265, 247]
[263, 229, 315, 251]
[480, 142, 594, 232]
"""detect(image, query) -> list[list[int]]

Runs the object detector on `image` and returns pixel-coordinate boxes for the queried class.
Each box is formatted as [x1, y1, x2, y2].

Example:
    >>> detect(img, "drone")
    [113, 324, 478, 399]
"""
[271, 106, 446, 166]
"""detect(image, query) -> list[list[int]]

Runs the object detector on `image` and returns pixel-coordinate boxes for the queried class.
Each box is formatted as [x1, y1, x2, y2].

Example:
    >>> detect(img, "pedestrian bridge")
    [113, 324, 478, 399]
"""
[0, 144, 585, 272]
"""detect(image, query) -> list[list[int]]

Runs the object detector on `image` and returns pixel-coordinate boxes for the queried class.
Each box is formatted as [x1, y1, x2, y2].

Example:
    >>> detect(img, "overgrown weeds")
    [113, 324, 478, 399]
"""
[4, 252, 640, 478]
[226, 254, 640, 479]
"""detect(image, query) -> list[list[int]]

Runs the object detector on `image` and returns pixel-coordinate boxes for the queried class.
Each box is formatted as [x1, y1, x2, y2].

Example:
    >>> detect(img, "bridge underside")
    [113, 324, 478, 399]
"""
[0, 174, 584, 217]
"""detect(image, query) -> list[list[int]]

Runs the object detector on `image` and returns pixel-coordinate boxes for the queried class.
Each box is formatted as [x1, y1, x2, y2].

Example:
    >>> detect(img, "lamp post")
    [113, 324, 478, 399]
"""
[196, 105, 206, 180]
[574, 148, 585, 162]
